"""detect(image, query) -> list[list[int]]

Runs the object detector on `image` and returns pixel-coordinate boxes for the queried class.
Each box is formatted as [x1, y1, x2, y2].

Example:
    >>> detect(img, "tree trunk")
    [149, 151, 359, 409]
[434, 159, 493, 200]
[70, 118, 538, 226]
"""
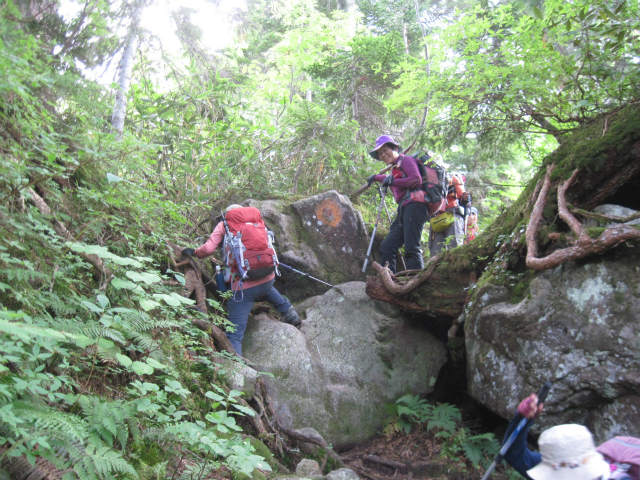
[111, 0, 145, 138]
[366, 105, 640, 322]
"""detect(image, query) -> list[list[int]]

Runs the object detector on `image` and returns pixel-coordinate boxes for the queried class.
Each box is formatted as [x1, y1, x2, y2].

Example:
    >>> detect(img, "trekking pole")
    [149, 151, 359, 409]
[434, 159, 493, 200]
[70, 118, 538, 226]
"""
[362, 184, 388, 273]
[381, 199, 407, 272]
[278, 262, 334, 288]
[480, 381, 552, 480]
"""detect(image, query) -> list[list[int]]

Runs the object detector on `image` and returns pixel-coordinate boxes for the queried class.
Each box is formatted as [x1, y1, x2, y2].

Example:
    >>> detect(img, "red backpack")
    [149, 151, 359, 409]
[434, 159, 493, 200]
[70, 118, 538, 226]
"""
[410, 153, 448, 215]
[221, 207, 278, 284]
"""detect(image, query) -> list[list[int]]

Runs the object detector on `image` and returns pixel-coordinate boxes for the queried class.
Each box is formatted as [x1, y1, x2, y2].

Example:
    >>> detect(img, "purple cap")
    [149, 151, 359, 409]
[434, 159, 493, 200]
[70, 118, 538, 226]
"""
[369, 135, 400, 159]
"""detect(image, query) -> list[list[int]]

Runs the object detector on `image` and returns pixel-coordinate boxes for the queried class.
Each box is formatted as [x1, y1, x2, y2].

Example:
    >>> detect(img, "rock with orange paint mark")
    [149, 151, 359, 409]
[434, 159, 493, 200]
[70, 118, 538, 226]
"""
[292, 190, 369, 280]
[240, 192, 373, 301]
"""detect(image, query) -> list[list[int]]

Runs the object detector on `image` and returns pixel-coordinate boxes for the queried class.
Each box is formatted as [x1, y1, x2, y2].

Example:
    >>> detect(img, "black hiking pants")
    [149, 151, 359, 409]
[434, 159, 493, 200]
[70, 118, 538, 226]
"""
[380, 201, 429, 273]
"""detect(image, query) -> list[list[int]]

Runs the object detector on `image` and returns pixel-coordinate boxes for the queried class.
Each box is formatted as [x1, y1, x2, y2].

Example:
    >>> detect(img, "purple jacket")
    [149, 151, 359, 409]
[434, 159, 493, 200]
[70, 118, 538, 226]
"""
[373, 154, 424, 206]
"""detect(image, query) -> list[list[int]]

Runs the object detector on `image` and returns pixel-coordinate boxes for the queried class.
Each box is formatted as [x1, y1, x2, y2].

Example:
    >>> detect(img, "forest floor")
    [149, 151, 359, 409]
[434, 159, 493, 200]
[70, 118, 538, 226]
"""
[339, 427, 515, 480]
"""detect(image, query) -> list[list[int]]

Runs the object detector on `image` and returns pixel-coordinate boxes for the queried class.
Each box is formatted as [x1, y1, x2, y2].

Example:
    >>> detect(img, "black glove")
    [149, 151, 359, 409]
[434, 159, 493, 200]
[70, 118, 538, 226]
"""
[367, 174, 376, 187]
[182, 247, 195, 257]
[382, 175, 394, 187]
[460, 192, 471, 206]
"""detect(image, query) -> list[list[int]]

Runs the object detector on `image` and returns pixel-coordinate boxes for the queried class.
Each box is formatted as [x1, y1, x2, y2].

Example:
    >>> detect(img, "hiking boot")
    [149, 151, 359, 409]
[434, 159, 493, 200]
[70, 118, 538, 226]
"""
[282, 307, 301, 327]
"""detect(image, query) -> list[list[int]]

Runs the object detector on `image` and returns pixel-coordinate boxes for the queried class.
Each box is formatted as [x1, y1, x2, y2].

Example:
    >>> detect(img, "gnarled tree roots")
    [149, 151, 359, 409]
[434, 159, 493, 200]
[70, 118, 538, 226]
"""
[526, 164, 640, 270]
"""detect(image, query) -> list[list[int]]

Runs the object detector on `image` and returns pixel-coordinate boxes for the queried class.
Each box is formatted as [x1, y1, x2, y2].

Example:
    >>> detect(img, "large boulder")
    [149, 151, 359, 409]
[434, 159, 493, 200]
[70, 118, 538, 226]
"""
[465, 244, 640, 441]
[245, 191, 370, 301]
[243, 281, 447, 448]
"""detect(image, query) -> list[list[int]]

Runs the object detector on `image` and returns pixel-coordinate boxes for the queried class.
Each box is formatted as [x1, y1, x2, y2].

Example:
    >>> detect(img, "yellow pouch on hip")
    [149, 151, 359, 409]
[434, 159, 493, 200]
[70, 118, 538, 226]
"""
[430, 211, 454, 232]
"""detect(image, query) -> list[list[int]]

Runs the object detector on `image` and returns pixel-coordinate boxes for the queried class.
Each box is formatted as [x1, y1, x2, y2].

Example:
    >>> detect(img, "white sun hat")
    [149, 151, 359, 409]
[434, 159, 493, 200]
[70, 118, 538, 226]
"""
[527, 424, 611, 480]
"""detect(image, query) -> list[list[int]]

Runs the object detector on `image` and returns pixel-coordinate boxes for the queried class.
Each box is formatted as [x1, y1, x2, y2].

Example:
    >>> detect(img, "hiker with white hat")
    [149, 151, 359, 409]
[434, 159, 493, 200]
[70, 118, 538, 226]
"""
[503, 393, 636, 479]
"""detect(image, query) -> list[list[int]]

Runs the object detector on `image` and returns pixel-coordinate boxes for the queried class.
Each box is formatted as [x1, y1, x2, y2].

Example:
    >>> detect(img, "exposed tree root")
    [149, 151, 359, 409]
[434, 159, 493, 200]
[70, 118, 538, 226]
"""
[371, 259, 439, 295]
[366, 260, 472, 318]
[191, 317, 236, 354]
[526, 165, 640, 270]
[26, 187, 112, 289]
[166, 241, 237, 354]
[364, 258, 445, 312]
[365, 277, 427, 312]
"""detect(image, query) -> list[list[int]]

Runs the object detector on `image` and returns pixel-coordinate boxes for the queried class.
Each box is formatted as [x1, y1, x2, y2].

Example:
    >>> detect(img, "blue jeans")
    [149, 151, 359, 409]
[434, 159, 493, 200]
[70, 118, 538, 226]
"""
[226, 279, 292, 355]
[380, 202, 429, 273]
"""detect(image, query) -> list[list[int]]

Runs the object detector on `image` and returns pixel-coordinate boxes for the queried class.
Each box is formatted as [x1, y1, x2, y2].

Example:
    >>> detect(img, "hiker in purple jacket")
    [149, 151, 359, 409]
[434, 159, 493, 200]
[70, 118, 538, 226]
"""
[367, 135, 429, 273]
[504, 392, 636, 479]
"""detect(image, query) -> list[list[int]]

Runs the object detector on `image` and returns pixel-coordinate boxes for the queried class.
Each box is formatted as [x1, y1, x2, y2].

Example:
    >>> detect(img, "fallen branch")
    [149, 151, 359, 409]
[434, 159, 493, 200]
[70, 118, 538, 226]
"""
[363, 454, 408, 474]
[526, 166, 640, 270]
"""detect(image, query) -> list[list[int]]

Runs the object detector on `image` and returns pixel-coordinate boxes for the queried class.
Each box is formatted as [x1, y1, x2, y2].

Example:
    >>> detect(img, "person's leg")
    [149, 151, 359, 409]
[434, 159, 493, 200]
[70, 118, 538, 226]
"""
[441, 221, 458, 251]
[379, 208, 405, 273]
[428, 226, 439, 257]
[226, 287, 258, 355]
[402, 202, 429, 270]
[261, 281, 300, 326]
[261, 280, 292, 314]
[452, 213, 465, 247]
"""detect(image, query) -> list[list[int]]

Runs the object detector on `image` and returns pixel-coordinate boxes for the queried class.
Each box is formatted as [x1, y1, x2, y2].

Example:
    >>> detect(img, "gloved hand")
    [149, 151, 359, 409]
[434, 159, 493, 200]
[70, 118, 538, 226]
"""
[517, 393, 543, 419]
[460, 191, 472, 206]
[181, 247, 195, 257]
[367, 174, 376, 187]
[382, 175, 394, 187]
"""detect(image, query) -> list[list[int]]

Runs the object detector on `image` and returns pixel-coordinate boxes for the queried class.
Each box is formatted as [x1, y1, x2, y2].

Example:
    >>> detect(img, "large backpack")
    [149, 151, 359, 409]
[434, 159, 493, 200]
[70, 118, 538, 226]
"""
[597, 436, 640, 480]
[410, 152, 447, 213]
[221, 207, 279, 286]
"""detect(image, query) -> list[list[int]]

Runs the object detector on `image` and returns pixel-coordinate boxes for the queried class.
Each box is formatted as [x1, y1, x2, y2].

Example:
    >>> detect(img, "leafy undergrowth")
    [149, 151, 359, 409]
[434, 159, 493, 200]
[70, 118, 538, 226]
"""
[341, 425, 516, 480]
[339, 395, 519, 480]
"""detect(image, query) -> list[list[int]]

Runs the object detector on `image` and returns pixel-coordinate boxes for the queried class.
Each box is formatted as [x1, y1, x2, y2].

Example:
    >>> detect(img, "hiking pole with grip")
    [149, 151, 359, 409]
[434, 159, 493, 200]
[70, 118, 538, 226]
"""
[362, 184, 388, 273]
[279, 262, 334, 288]
[480, 381, 552, 480]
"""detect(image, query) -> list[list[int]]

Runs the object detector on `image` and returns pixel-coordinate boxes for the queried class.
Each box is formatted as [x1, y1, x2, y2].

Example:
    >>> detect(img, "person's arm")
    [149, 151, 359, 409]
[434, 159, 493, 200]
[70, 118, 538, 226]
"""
[195, 222, 225, 258]
[390, 156, 421, 189]
[503, 415, 541, 478]
[503, 394, 544, 478]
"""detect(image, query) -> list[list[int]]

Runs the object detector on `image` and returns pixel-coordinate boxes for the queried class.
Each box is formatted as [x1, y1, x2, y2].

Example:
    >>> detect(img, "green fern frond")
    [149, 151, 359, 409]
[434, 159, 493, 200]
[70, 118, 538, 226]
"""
[427, 403, 461, 434]
[9, 400, 87, 469]
[78, 395, 134, 449]
[462, 432, 500, 466]
[0, 265, 49, 289]
[13, 400, 88, 443]
[129, 331, 159, 351]
[76, 444, 138, 479]
[83, 325, 127, 344]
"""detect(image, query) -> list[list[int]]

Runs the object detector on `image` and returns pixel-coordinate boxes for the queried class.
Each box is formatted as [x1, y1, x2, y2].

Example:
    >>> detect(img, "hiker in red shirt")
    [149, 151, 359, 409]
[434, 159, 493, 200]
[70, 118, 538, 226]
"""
[182, 205, 300, 356]
[465, 206, 479, 244]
